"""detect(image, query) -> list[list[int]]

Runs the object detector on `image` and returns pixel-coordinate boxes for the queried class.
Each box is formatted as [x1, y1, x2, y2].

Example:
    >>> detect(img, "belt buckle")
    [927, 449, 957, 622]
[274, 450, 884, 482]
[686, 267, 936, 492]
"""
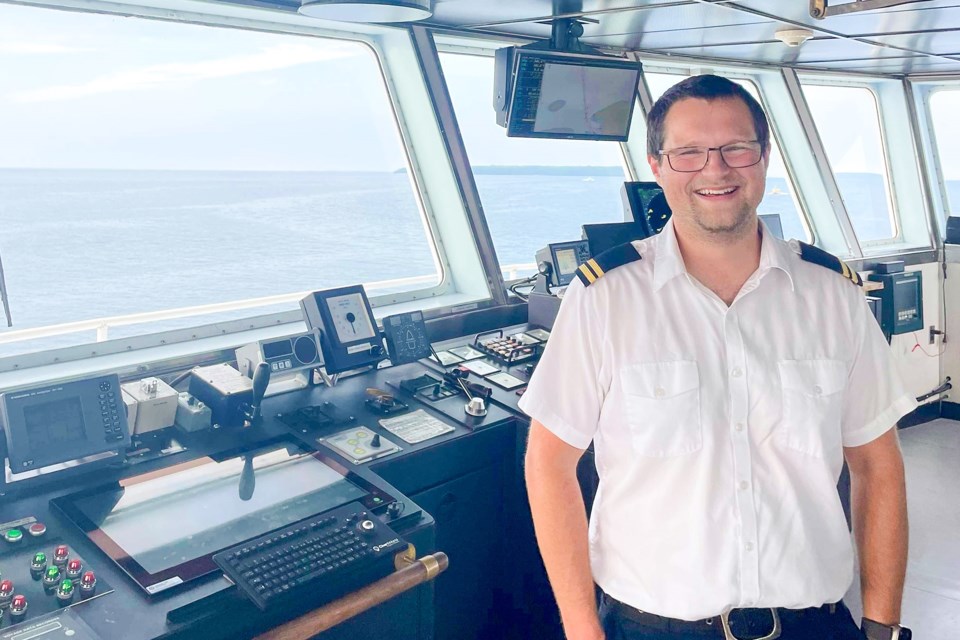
[719, 608, 781, 640]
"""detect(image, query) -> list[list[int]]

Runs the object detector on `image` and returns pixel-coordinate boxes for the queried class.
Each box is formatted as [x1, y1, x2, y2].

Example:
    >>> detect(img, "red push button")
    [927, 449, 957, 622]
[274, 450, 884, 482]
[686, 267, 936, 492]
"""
[66, 558, 82, 578]
[53, 544, 69, 565]
[27, 522, 46, 537]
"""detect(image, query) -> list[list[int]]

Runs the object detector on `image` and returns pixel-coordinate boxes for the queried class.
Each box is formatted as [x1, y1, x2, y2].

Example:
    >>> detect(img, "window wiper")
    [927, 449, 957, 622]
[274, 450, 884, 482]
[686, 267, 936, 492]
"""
[0, 251, 11, 327]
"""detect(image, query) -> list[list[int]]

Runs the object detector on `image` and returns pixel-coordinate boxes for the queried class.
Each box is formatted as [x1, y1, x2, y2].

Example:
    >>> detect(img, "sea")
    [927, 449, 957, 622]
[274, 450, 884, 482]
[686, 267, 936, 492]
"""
[0, 168, 956, 357]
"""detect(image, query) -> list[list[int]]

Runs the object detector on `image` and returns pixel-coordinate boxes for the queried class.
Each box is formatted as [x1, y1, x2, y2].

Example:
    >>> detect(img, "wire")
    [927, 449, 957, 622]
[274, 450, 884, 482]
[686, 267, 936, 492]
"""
[911, 331, 946, 358]
[508, 275, 538, 302]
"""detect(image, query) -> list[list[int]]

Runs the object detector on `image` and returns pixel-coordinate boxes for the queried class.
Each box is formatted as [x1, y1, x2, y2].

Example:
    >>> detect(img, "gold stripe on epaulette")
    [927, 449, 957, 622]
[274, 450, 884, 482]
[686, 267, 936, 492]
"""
[587, 258, 604, 278]
[840, 261, 851, 279]
[578, 263, 597, 283]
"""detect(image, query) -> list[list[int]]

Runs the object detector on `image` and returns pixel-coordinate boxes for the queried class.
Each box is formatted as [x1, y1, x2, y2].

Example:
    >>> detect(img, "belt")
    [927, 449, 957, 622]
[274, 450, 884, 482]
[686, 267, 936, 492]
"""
[602, 593, 841, 640]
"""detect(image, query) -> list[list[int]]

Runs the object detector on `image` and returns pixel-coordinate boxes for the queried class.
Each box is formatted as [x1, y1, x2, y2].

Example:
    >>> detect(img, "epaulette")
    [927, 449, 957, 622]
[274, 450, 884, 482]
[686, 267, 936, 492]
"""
[575, 242, 642, 287]
[795, 241, 863, 287]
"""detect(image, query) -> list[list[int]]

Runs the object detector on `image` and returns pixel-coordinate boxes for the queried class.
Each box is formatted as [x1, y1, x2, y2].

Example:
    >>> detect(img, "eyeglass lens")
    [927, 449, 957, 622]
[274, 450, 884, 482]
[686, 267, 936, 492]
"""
[665, 143, 761, 172]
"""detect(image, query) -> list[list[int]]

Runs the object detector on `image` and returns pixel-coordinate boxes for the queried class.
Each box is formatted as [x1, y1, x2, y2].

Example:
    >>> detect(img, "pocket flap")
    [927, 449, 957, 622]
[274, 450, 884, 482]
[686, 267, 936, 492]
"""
[778, 359, 847, 397]
[622, 361, 699, 399]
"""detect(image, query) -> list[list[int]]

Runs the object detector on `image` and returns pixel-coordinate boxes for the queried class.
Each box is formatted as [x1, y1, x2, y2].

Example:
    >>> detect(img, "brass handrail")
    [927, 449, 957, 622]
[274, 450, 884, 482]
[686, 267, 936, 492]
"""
[253, 549, 448, 640]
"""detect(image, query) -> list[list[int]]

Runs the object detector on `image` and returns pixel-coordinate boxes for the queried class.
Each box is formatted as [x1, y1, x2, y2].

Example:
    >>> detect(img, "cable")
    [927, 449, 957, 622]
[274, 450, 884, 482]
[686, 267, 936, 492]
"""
[911, 331, 946, 358]
[508, 274, 538, 302]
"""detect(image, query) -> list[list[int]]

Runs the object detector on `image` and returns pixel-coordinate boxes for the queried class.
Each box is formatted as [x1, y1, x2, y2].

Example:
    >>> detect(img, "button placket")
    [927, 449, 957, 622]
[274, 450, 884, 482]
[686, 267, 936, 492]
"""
[724, 312, 760, 602]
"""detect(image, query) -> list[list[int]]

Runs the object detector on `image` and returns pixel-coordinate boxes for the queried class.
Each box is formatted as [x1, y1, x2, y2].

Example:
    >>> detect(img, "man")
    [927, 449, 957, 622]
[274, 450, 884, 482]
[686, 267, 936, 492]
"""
[520, 75, 915, 640]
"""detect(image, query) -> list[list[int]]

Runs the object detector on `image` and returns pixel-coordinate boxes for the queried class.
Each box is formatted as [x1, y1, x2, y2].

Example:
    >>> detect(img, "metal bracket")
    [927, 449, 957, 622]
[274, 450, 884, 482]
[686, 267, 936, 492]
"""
[811, 0, 934, 20]
[0, 251, 10, 327]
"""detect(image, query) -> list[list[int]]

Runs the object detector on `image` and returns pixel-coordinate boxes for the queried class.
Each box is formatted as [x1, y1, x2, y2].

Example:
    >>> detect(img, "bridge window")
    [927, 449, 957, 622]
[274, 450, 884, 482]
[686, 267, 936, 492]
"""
[644, 72, 810, 242]
[438, 51, 629, 280]
[800, 83, 896, 243]
[928, 88, 960, 216]
[0, 4, 438, 356]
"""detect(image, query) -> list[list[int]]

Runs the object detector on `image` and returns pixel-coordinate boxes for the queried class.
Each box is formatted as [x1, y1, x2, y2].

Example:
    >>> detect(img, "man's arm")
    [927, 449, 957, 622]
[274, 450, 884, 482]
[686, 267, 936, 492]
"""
[843, 427, 908, 625]
[525, 419, 602, 640]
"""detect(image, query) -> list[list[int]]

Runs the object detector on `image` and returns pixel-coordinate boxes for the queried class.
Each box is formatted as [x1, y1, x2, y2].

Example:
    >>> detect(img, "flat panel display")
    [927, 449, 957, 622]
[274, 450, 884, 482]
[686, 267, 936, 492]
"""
[52, 447, 394, 594]
[506, 49, 641, 141]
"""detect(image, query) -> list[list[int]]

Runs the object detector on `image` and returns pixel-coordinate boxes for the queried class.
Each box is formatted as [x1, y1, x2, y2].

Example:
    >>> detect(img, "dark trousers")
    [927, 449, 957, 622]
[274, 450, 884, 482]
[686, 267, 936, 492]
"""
[599, 593, 866, 640]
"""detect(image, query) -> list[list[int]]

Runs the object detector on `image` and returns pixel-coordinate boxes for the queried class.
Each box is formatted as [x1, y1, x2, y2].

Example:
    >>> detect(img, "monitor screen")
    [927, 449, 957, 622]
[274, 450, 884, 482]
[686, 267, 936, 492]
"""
[504, 49, 641, 141]
[53, 447, 395, 594]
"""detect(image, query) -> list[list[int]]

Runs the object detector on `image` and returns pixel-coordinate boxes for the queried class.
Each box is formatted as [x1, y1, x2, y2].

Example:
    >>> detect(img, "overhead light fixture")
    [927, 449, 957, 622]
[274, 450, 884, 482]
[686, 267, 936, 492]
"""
[298, 0, 432, 22]
[774, 28, 814, 47]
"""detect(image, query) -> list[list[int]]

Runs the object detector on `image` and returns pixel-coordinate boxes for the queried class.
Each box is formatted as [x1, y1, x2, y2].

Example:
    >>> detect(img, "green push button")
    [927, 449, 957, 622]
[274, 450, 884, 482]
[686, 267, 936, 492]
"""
[3, 529, 22, 543]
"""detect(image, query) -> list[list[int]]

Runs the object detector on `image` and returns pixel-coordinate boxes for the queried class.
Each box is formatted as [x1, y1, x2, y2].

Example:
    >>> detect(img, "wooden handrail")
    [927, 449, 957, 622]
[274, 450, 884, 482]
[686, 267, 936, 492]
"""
[253, 550, 448, 640]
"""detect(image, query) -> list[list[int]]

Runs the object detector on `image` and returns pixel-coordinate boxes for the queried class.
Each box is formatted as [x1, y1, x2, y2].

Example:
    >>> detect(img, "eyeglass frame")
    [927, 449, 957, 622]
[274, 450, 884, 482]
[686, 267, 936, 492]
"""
[657, 140, 765, 173]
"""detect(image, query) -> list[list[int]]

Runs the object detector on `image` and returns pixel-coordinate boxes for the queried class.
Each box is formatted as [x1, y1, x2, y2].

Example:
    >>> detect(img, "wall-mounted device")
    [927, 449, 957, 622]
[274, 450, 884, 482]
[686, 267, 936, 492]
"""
[536, 240, 591, 288]
[494, 46, 642, 141]
[301, 285, 384, 375]
[1, 374, 130, 473]
[868, 262, 923, 337]
[621, 181, 671, 236]
[382, 311, 432, 365]
[236, 330, 322, 395]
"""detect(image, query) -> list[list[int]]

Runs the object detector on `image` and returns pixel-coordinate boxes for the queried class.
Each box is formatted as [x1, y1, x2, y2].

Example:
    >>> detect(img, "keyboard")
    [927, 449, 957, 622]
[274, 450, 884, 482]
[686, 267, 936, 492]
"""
[212, 502, 405, 611]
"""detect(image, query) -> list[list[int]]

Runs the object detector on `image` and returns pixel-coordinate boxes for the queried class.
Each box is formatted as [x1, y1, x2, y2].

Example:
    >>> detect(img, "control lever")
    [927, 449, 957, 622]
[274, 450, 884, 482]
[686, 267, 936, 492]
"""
[243, 362, 271, 428]
[239, 454, 255, 501]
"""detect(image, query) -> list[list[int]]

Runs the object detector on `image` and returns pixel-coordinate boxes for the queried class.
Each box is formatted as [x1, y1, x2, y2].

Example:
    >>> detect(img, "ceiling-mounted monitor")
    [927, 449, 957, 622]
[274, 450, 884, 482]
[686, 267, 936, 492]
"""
[494, 47, 642, 141]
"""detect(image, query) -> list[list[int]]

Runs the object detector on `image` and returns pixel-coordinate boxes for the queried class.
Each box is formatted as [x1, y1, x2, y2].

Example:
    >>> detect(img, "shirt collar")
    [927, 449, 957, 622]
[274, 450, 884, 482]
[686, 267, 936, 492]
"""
[652, 217, 796, 292]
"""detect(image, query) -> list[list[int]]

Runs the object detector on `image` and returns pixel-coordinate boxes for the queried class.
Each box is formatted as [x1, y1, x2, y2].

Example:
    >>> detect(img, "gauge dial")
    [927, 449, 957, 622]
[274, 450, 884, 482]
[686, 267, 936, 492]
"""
[326, 293, 375, 343]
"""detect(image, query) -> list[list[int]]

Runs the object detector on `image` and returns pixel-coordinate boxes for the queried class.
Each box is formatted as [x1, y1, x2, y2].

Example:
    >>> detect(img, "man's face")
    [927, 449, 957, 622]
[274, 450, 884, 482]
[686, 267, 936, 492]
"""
[647, 97, 769, 239]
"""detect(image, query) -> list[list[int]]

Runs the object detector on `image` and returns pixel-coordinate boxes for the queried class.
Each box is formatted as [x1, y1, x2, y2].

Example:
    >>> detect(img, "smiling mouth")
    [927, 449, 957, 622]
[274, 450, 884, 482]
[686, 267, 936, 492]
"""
[695, 186, 738, 197]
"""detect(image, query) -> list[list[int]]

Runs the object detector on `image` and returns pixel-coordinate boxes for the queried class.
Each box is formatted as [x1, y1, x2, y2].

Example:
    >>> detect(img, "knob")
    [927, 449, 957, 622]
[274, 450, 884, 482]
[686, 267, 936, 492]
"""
[79, 571, 97, 596]
[66, 558, 83, 579]
[56, 579, 75, 604]
[53, 544, 69, 566]
[358, 520, 376, 535]
[465, 396, 487, 417]
[371, 433, 381, 448]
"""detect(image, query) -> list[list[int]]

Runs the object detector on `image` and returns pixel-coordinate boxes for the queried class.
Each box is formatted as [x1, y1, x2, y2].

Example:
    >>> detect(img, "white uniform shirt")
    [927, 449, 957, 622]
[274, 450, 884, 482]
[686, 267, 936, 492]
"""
[518, 219, 916, 621]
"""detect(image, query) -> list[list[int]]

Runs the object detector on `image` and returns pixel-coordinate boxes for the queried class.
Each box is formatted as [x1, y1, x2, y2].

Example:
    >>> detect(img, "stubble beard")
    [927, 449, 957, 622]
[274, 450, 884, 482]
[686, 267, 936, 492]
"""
[687, 201, 757, 244]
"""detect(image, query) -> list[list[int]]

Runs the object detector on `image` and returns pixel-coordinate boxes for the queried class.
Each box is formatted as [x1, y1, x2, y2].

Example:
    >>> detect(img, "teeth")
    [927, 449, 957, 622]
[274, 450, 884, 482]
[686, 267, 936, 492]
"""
[697, 187, 736, 195]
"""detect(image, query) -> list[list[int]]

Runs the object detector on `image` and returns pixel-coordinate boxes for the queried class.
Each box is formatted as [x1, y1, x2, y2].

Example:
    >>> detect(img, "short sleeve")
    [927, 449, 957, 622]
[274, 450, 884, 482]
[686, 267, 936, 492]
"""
[518, 280, 608, 450]
[841, 292, 917, 447]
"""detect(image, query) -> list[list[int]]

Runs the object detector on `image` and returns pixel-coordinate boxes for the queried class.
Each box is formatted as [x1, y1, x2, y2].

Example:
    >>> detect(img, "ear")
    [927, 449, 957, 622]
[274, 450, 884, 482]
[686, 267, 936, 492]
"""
[647, 155, 663, 185]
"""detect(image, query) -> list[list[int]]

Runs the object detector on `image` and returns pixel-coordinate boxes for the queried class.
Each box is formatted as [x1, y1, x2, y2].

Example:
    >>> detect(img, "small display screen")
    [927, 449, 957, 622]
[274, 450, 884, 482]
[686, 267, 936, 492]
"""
[56, 448, 380, 591]
[554, 248, 580, 275]
[262, 339, 293, 359]
[326, 293, 376, 344]
[24, 397, 86, 449]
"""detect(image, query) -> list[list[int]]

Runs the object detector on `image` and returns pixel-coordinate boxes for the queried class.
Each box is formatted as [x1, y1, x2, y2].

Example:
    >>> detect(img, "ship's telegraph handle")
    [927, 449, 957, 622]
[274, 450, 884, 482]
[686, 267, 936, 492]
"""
[252, 546, 449, 640]
[242, 362, 271, 428]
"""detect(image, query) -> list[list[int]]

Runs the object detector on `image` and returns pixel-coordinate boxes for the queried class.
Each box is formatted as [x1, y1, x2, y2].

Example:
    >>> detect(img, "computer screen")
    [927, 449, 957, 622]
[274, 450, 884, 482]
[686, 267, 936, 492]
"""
[496, 48, 642, 141]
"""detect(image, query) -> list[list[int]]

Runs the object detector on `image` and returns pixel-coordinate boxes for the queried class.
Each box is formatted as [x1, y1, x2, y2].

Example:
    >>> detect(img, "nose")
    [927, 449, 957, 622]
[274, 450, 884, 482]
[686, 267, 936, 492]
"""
[700, 148, 733, 176]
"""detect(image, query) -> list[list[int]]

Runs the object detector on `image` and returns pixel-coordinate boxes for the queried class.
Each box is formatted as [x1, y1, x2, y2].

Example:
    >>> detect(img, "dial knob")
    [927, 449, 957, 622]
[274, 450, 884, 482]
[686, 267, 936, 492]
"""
[358, 519, 376, 535]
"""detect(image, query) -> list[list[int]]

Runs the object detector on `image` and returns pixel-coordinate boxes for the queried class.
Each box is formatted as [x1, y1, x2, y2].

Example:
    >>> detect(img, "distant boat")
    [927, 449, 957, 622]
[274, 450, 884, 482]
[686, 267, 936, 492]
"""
[768, 186, 785, 195]
[583, 177, 595, 182]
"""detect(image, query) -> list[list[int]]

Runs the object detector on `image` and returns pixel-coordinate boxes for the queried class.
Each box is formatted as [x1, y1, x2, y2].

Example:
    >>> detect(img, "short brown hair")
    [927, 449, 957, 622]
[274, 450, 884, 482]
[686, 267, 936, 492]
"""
[646, 74, 770, 157]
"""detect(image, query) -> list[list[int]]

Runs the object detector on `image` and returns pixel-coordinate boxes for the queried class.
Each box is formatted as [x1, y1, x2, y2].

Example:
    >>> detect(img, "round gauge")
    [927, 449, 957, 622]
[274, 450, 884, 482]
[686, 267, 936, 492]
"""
[293, 335, 319, 364]
[326, 293, 375, 343]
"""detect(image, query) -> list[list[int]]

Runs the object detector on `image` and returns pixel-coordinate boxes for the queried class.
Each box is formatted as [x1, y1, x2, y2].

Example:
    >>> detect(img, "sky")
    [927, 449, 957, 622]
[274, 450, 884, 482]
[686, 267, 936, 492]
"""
[0, 2, 958, 178]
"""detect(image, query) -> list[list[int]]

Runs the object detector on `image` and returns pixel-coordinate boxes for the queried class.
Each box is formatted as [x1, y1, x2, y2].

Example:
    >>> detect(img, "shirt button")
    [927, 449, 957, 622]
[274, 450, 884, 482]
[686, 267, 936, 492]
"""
[735, 422, 744, 432]
[745, 542, 754, 551]
[654, 387, 666, 398]
[731, 367, 743, 378]
[739, 481, 749, 490]
[813, 385, 823, 396]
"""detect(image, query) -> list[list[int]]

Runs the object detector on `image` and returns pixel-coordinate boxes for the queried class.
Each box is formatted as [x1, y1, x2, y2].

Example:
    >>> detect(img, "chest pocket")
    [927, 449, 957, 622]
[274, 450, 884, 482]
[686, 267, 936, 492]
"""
[777, 359, 848, 459]
[621, 361, 702, 457]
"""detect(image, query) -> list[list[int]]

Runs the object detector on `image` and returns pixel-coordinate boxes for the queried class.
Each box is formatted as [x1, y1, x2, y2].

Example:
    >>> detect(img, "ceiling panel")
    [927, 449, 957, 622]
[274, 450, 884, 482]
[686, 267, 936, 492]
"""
[725, 0, 960, 37]
[866, 31, 960, 55]
[583, 23, 790, 49]
[807, 57, 960, 73]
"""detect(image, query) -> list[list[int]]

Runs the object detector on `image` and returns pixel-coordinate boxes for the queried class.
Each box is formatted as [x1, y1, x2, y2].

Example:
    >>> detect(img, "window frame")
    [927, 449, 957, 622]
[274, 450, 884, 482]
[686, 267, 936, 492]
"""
[0, 0, 494, 372]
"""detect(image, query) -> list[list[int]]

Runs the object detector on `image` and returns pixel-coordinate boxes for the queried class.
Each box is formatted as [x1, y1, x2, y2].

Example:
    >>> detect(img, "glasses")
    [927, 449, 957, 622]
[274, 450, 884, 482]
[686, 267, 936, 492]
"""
[659, 141, 763, 173]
